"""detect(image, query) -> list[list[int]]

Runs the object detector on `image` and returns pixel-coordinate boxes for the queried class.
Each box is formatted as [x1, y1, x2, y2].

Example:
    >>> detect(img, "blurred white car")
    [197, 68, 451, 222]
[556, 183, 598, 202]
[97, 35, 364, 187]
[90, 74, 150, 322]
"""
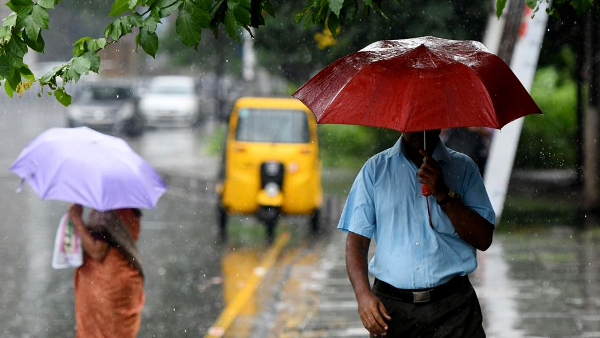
[139, 76, 204, 127]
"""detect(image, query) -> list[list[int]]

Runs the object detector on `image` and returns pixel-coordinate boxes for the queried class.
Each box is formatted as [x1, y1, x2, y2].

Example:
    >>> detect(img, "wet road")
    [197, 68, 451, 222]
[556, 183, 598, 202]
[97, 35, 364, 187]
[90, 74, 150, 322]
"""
[0, 96, 331, 337]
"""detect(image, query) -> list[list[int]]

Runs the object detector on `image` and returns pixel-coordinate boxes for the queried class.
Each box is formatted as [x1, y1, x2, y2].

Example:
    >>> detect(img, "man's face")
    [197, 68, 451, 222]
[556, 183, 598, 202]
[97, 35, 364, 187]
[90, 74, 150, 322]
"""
[403, 130, 441, 152]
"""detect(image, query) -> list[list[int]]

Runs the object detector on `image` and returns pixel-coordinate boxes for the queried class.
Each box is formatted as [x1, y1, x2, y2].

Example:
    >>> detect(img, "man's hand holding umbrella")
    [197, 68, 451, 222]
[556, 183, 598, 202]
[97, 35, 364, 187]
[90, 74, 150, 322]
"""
[418, 148, 493, 251]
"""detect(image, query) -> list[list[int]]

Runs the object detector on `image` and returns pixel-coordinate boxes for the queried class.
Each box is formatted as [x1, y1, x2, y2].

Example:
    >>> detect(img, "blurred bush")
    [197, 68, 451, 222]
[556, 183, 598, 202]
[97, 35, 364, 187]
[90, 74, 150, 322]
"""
[515, 64, 577, 169]
[318, 124, 400, 168]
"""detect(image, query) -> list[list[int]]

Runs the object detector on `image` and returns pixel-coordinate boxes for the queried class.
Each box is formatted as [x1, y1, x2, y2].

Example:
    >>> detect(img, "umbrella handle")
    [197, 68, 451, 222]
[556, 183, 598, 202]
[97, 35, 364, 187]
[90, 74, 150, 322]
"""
[421, 184, 431, 196]
[421, 131, 432, 196]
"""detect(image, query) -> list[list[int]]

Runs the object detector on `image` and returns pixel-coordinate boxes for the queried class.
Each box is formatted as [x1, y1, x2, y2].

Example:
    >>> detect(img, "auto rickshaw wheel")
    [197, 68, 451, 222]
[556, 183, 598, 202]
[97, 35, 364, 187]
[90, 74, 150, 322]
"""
[217, 205, 228, 238]
[310, 209, 321, 234]
[265, 219, 277, 242]
[259, 206, 279, 242]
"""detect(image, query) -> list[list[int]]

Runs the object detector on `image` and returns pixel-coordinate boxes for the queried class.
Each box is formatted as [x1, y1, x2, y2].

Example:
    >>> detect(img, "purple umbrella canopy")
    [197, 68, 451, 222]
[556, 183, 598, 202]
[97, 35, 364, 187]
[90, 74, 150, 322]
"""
[10, 127, 167, 211]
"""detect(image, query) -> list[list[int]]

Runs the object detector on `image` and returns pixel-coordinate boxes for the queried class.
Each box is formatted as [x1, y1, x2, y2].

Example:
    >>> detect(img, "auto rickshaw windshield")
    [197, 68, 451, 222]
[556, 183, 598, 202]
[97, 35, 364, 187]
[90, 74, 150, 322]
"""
[235, 108, 310, 143]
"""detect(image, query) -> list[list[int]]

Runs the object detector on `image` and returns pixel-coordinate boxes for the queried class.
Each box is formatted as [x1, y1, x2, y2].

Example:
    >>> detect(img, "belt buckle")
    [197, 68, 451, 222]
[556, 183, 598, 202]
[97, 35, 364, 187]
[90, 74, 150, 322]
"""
[412, 290, 431, 303]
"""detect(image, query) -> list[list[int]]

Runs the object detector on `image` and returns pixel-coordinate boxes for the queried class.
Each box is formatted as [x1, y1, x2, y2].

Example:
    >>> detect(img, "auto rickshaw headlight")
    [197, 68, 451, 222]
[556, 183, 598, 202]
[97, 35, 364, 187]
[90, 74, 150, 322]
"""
[265, 182, 280, 197]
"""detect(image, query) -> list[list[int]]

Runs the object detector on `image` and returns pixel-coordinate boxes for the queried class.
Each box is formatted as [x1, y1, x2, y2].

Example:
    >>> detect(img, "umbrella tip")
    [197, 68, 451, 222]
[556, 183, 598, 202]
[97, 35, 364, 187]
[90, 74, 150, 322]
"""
[16, 178, 24, 193]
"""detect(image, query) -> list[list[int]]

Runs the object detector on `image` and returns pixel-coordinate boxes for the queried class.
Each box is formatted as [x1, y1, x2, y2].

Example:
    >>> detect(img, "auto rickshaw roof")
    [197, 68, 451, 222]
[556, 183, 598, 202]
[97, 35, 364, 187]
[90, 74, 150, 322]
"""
[233, 97, 312, 113]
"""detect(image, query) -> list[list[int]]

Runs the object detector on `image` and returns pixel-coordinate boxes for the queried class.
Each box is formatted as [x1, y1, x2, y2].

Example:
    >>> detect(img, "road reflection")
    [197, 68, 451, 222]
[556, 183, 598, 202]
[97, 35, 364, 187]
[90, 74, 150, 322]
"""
[474, 226, 600, 338]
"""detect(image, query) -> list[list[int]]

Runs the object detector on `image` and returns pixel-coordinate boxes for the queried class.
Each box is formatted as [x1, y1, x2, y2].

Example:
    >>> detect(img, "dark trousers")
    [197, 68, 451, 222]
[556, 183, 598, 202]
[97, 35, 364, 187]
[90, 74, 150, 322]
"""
[370, 277, 485, 338]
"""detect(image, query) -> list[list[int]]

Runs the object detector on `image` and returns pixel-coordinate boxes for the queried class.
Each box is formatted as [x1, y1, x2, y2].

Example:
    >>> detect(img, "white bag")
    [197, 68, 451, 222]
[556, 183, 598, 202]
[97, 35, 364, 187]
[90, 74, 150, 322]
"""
[51, 213, 83, 269]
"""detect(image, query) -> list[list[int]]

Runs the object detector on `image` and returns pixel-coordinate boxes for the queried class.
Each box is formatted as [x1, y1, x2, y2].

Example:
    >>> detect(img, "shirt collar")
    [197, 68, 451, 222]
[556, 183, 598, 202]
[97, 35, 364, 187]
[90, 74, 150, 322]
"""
[387, 135, 452, 164]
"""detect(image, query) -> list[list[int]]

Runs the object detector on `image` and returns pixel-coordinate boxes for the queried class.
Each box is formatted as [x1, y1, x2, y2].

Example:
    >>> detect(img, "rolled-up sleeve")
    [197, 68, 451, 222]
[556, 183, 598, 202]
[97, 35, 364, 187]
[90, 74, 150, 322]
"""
[337, 162, 376, 238]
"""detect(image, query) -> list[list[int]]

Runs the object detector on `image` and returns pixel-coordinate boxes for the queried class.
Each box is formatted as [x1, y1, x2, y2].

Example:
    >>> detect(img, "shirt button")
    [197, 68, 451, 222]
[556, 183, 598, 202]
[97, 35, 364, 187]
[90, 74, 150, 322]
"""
[415, 242, 420, 246]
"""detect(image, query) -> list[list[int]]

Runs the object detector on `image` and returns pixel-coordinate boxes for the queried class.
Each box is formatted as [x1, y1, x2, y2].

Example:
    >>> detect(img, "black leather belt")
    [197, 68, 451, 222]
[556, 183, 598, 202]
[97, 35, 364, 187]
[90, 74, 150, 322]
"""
[373, 275, 469, 303]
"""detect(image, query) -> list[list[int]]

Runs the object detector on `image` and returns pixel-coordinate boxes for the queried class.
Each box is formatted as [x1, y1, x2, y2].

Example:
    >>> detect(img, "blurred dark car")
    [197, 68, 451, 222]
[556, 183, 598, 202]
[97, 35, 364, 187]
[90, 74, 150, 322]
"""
[66, 81, 145, 136]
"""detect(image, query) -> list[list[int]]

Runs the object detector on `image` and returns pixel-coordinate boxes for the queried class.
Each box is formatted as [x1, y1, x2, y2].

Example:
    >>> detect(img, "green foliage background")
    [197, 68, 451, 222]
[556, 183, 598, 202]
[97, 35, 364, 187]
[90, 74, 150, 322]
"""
[516, 65, 577, 169]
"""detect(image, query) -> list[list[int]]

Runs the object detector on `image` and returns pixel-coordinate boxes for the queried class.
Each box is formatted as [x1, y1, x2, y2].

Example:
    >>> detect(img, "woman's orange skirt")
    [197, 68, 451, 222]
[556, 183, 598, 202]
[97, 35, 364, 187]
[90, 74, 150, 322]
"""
[74, 248, 145, 338]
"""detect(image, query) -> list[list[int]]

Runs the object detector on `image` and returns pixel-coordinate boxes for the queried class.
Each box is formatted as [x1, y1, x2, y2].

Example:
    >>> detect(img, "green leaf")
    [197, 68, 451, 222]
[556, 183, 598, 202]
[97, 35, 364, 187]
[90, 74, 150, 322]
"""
[54, 87, 72, 106]
[328, 0, 344, 17]
[6, 34, 28, 67]
[23, 15, 41, 41]
[5, 80, 15, 97]
[39, 63, 65, 84]
[139, 27, 158, 57]
[72, 56, 91, 74]
[263, 0, 275, 17]
[176, 9, 202, 48]
[110, 0, 129, 16]
[18, 65, 34, 80]
[3, 13, 18, 28]
[64, 67, 80, 82]
[157, 0, 181, 17]
[223, 10, 240, 41]
[144, 15, 159, 33]
[0, 56, 14, 79]
[95, 38, 107, 49]
[190, 0, 211, 11]
[327, 13, 340, 37]
[525, 0, 537, 9]
[186, 1, 211, 27]
[31, 4, 49, 29]
[83, 51, 101, 73]
[128, 13, 144, 26]
[22, 29, 44, 52]
[72, 37, 91, 56]
[110, 20, 123, 40]
[496, 0, 507, 18]
[37, 0, 55, 9]
[6, 70, 21, 97]
[104, 22, 113, 39]
[120, 15, 133, 34]
[73, 36, 93, 45]
[228, 0, 251, 26]
[128, 0, 139, 10]
[6, 0, 34, 15]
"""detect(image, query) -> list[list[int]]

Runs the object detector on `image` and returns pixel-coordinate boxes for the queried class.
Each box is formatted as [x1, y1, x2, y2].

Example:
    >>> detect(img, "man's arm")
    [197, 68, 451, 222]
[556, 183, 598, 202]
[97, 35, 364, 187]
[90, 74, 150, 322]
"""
[346, 232, 391, 336]
[437, 199, 494, 250]
[418, 151, 494, 251]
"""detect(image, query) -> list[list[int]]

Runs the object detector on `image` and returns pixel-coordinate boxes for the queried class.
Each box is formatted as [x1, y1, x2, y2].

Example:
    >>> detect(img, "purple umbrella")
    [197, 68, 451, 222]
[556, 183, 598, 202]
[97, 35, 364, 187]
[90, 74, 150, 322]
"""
[10, 127, 167, 211]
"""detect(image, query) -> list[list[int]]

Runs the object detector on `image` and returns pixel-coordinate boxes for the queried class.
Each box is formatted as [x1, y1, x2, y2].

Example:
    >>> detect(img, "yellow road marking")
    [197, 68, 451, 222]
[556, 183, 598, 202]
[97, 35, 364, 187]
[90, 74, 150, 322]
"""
[205, 231, 291, 338]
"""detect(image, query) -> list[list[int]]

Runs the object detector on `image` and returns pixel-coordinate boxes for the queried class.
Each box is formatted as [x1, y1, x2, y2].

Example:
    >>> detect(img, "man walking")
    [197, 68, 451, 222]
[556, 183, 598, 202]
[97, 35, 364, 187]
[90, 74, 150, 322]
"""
[339, 130, 495, 337]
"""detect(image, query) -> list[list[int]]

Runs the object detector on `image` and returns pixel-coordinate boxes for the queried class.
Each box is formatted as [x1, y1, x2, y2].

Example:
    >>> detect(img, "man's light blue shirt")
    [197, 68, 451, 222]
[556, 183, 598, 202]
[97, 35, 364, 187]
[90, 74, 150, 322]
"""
[338, 136, 495, 289]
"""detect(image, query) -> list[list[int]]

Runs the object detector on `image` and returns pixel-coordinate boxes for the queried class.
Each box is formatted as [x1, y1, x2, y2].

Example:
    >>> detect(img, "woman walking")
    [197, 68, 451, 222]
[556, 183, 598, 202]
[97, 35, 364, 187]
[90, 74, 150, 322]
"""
[69, 204, 145, 338]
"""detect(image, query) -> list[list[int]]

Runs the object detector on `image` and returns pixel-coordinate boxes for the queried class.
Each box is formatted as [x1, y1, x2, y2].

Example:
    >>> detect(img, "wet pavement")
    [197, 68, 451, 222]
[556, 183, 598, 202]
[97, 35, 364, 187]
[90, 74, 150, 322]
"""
[232, 225, 600, 338]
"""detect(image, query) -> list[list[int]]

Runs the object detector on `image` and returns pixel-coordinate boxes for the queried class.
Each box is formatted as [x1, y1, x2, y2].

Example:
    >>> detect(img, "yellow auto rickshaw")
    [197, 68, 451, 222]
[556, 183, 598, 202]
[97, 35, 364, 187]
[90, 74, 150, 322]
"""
[216, 97, 323, 239]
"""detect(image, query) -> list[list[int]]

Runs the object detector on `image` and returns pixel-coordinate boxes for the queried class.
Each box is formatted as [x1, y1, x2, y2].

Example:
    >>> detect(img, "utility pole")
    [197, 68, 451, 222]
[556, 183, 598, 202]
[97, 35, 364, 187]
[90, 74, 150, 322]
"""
[582, 5, 600, 214]
[242, 29, 257, 96]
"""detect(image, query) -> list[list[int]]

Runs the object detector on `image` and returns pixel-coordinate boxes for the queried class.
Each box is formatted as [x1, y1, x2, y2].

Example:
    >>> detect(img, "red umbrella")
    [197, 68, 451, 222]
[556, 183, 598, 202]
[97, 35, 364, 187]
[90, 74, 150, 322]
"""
[292, 36, 541, 133]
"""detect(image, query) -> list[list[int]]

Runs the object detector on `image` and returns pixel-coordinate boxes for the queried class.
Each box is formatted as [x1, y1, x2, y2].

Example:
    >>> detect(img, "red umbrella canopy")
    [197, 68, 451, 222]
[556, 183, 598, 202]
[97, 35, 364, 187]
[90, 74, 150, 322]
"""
[293, 36, 542, 132]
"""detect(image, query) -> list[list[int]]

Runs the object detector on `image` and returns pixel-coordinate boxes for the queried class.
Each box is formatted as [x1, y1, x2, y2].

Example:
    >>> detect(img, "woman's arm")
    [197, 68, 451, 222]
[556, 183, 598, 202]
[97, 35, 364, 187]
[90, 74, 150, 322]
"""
[69, 204, 109, 261]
